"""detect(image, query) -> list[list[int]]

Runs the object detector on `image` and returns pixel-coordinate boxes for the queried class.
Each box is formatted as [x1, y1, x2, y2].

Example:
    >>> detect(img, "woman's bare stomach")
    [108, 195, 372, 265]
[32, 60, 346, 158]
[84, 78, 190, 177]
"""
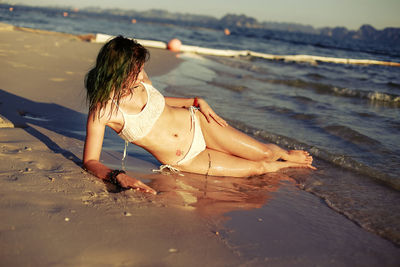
[134, 105, 195, 165]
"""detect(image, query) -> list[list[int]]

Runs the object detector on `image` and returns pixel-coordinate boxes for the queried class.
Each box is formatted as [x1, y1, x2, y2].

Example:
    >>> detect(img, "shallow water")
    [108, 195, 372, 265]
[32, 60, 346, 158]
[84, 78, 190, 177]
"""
[154, 53, 400, 189]
[151, 54, 400, 245]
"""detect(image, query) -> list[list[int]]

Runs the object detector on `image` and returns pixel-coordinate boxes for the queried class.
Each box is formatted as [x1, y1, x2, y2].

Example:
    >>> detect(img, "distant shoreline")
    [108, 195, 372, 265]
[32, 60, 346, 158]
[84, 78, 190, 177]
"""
[1, 3, 399, 41]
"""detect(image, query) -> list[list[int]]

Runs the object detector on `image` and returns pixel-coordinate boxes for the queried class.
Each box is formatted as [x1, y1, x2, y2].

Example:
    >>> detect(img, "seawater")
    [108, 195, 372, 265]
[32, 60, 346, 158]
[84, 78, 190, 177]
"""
[2, 5, 399, 245]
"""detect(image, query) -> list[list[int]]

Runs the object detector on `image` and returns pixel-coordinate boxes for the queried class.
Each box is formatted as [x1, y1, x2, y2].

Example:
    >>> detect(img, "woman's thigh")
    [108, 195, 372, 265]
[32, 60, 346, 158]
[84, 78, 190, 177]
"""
[198, 112, 269, 161]
[178, 148, 263, 177]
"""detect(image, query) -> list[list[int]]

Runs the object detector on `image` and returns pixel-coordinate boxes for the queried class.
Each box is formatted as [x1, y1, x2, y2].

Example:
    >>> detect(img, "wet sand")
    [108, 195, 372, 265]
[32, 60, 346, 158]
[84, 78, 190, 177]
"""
[0, 24, 399, 266]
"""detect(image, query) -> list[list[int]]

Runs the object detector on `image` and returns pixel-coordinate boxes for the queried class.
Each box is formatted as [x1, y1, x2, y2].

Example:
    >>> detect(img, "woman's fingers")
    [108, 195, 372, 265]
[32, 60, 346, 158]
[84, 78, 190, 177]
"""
[121, 176, 157, 195]
[136, 181, 157, 195]
[199, 101, 228, 127]
[215, 116, 228, 127]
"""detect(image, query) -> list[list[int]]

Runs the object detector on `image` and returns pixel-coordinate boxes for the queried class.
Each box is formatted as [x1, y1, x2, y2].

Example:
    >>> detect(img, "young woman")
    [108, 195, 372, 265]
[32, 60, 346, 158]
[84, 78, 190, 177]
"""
[83, 36, 315, 195]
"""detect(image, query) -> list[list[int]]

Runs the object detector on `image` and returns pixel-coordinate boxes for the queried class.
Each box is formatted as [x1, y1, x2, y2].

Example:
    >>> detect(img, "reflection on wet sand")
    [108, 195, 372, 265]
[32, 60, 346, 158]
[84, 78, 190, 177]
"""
[139, 171, 298, 220]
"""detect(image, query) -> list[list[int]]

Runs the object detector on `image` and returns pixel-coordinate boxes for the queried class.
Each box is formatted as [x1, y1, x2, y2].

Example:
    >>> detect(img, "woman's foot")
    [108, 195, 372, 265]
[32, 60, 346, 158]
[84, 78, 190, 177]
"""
[262, 160, 316, 173]
[283, 150, 313, 164]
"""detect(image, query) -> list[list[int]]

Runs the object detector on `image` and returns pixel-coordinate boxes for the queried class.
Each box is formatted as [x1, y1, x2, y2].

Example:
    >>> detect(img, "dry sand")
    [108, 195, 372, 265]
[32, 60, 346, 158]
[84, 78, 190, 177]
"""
[0, 24, 399, 266]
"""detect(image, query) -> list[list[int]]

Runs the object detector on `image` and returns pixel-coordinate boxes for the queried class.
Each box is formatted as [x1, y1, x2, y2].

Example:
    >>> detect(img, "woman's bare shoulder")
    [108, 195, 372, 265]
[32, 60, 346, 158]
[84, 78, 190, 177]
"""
[87, 101, 115, 125]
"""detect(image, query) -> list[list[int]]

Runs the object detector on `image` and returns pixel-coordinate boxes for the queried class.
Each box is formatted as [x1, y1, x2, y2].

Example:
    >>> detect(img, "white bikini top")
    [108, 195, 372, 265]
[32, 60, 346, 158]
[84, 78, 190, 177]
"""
[114, 82, 165, 142]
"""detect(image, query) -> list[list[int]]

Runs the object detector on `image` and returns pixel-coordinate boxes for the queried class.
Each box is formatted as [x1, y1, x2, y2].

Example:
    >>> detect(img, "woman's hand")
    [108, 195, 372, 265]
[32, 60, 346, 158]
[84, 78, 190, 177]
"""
[198, 98, 228, 127]
[117, 173, 157, 195]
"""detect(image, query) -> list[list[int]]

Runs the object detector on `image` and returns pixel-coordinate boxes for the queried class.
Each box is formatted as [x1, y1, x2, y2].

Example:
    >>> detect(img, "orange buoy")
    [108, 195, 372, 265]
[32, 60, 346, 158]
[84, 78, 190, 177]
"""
[63, 12, 68, 17]
[224, 28, 230, 35]
[167, 38, 182, 52]
[131, 19, 137, 24]
[9, 7, 14, 12]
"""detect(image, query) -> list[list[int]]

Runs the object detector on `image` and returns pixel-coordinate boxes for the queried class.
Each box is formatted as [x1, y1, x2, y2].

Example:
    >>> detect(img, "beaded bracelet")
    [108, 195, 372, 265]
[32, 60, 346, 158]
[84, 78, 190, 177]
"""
[107, 169, 126, 186]
[193, 97, 200, 108]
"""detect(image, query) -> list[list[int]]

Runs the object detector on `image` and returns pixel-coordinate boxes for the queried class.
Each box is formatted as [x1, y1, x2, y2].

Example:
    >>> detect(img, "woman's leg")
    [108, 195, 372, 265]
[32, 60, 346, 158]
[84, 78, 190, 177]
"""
[178, 148, 313, 177]
[197, 113, 313, 164]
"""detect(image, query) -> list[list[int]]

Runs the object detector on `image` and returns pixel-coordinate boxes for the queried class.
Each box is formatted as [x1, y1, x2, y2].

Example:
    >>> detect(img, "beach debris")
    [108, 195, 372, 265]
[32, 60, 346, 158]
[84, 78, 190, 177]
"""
[168, 248, 178, 253]
[24, 146, 32, 151]
[24, 167, 32, 172]
[64, 217, 70, 222]
[123, 211, 132, 217]
[48, 176, 55, 182]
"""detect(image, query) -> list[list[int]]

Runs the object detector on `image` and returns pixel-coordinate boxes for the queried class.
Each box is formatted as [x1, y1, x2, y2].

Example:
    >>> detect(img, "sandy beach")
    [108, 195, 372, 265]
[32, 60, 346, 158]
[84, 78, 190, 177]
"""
[1, 24, 399, 266]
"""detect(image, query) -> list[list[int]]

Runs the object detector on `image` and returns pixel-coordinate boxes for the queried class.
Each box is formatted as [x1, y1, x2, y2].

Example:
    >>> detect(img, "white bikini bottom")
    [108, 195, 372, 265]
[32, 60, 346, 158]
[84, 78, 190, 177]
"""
[176, 106, 206, 165]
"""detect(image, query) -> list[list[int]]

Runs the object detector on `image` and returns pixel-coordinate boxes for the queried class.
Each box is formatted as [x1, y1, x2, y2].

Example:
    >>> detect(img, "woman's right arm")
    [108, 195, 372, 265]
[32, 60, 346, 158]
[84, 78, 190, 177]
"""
[83, 111, 157, 194]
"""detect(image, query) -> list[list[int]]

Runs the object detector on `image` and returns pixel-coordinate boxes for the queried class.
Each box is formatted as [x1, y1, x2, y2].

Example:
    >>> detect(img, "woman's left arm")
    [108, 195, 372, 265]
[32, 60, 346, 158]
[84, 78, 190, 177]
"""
[164, 96, 194, 108]
[165, 97, 228, 127]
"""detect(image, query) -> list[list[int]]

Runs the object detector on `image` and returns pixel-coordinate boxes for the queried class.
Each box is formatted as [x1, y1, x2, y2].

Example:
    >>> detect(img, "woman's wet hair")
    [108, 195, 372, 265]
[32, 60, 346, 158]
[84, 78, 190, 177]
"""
[85, 35, 149, 118]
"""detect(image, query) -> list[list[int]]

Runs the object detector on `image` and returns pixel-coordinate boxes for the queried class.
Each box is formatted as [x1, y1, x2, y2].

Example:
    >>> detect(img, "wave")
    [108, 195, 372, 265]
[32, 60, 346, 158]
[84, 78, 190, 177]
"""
[246, 51, 400, 67]
[257, 105, 317, 121]
[205, 62, 400, 106]
[387, 82, 400, 89]
[228, 120, 400, 191]
[207, 81, 249, 92]
[290, 95, 316, 104]
[323, 124, 381, 146]
[259, 77, 400, 106]
[206, 62, 400, 106]
[333, 87, 400, 104]
[235, 27, 400, 60]
[305, 73, 326, 80]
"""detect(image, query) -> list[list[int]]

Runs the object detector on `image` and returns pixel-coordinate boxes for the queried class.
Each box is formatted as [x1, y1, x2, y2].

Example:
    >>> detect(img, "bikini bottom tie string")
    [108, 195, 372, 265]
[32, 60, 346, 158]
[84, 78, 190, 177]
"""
[152, 165, 184, 176]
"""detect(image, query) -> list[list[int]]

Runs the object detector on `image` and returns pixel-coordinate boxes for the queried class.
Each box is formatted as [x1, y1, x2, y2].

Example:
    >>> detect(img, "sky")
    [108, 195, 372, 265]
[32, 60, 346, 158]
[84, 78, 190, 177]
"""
[5, 0, 400, 30]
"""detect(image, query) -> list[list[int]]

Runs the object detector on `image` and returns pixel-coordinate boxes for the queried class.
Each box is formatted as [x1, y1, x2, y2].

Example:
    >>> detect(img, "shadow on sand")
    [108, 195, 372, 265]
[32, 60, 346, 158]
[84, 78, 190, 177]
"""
[0, 89, 87, 166]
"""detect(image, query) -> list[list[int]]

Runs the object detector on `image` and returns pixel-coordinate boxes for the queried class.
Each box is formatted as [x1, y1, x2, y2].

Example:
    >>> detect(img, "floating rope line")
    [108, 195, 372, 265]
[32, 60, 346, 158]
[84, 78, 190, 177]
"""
[94, 33, 400, 67]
